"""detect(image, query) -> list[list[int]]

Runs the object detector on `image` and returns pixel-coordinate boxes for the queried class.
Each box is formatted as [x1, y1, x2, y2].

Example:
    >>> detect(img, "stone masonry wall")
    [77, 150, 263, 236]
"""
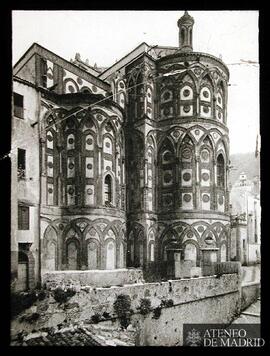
[11, 273, 240, 337]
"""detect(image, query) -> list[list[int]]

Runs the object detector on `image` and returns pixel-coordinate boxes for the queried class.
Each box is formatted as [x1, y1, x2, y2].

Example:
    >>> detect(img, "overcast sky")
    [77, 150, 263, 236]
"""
[12, 10, 259, 155]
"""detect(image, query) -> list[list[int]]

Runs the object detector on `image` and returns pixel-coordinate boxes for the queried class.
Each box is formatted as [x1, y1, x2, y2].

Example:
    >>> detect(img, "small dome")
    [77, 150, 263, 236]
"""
[177, 11, 194, 26]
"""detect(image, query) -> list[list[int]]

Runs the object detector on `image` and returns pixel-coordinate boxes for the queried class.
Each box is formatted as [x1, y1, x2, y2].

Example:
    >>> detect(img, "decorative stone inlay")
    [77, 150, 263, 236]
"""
[164, 172, 172, 183]
[203, 90, 209, 98]
[163, 92, 170, 100]
[105, 124, 112, 132]
[86, 188, 93, 195]
[97, 114, 103, 121]
[203, 106, 210, 113]
[86, 138, 93, 145]
[202, 172, 210, 181]
[205, 235, 214, 244]
[201, 150, 209, 161]
[106, 166, 111, 171]
[182, 148, 192, 160]
[183, 194, 191, 203]
[183, 89, 190, 97]
[213, 132, 218, 139]
[202, 194, 210, 203]
[48, 188, 53, 194]
[194, 67, 202, 76]
[92, 85, 97, 93]
[68, 137, 74, 145]
[183, 172, 191, 181]
[68, 85, 75, 93]
[218, 111, 222, 119]
[195, 129, 200, 136]
[77, 221, 88, 231]
[218, 96, 222, 104]
[48, 162, 53, 168]
[164, 151, 172, 162]
[47, 134, 53, 142]
[172, 130, 181, 138]
[218, 195, 224, 205]
[183, 105, 191, 113]
[187, 230, 193, 238]
[105, 142, 111, 148]
[163, 106, 171, 116]
[86, 163, 93, 170]
[68, 163, 75, 170]
[77, 77, 83, 85]
[68, 187, 75, 195]
[197, 226, 204, 233]
[120, 82, 125, 89]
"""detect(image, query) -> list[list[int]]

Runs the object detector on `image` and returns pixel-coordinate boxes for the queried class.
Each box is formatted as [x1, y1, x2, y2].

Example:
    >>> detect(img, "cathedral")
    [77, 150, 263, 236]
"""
[12, 11, 231, 291]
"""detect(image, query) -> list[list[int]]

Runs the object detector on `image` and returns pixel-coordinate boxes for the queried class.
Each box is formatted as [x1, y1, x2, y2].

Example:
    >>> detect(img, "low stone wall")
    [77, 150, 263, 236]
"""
[241, 282, 260, 311]
[11, 273, 240, 339]
[42, 268, 144, 288]
[134, 292, 240, 346]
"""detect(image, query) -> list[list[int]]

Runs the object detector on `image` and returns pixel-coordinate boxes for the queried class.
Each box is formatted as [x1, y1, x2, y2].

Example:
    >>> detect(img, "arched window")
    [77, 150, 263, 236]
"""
[217, 154, 225, 188]
[104, 175, 112, 204]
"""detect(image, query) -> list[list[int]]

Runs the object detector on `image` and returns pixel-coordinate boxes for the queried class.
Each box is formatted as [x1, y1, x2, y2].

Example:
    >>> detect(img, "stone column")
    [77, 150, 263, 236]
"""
[201, 248, 219, 276]
[166, 248, 182, 279]
[195, 154, 200, 209]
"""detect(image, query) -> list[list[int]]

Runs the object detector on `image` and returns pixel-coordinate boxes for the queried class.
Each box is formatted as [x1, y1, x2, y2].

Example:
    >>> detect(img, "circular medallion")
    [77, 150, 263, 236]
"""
[58, 224, 64, 230]
[202, 172, 210, 181]
[68, 85, 75, 93]
[105, 142, 111, 148]
[68, 187, 74, 195]
[92, 85, 97, 93]
[203, 90, 209, 98]
[218, 112, 222, 119]
[77, 77, 83, 85]
[119, 82, 125, 89]
[164, 151, 172, 162]
[106, 166, 111, 171]
[87, 188, 93, 195]
[183, 194, 191, 202]
[195, 129, 200, 136]
[97, 114, 103, 121]
[48, 188, 53, 194]
[68, 163, 74, 170]
[201, 150, 209, 161]
[183, 105, 191, 113]
[86, 163, 93, 170]
[183, 172, 191, 181]
[47, 134, 53, 142]
[89, 242, 96, 251]
[202, 194, 210, 203]
[47, 162, 53, 168]
[218, 96, 222, 104]
[147, 108, 152, 114]
[183, 89, 190, 97]
[148, 152, 152, 158]
[105, 124, 112, 132]
[86, 138, 93, 146]
[68, 137, 74, 145]
[47, 72, 53, 80]
[182, 148, 192, 160]
[164, 172, 172, 183]
[203, 106, 209, 113]
[197, 226, 204, 233]
[147, 92, 151, 98]
[187, 231, 193, 238]
[213, 132, 218, 139]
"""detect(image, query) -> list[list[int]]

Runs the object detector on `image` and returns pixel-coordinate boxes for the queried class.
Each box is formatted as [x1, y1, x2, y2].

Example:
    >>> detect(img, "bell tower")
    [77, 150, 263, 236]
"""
[177, 10, 194, 52]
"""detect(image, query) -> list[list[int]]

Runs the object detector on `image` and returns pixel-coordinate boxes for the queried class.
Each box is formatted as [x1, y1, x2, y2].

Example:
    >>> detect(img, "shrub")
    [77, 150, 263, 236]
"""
[11, 291, 37, 319]
[91, 313, 102, 324]
[138, 298, 152, 315]
[160, 298, 174, 308]
[53, 287, 76, 304]
[152, 306, 162, 319]
[113, 294, 132, 329]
